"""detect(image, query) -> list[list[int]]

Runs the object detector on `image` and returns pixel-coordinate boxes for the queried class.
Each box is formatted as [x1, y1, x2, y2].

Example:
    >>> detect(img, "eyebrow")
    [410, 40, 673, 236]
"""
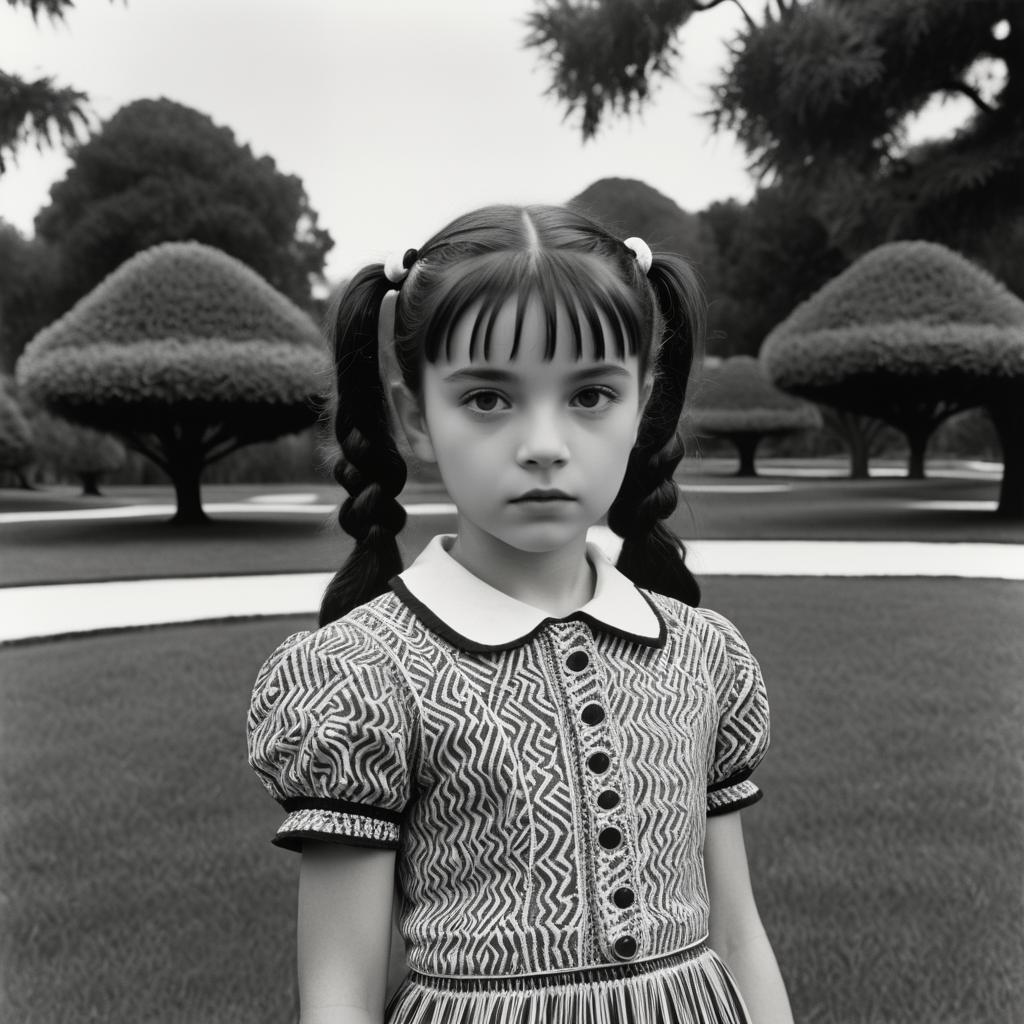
[441, 365, 633, 385]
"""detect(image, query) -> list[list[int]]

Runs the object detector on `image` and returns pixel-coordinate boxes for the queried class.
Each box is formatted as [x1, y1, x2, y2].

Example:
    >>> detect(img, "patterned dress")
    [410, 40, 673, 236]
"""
[248, 535, 770, 1023]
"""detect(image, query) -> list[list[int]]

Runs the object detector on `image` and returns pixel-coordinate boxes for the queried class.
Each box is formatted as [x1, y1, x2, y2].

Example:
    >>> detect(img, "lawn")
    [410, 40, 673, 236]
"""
[2, 577, 1022, 1023]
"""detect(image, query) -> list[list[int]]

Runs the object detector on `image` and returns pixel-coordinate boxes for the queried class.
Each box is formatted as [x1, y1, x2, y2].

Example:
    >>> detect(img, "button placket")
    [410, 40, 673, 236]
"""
[552, 624, 646, 964]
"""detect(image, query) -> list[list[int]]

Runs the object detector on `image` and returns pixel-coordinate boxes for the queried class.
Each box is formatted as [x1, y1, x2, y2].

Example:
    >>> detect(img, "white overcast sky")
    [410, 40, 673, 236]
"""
[0, 0, 968, 283]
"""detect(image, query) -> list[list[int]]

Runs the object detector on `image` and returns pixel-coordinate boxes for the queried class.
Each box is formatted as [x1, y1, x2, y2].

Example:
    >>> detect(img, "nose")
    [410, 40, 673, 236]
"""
[515, 407, 570, 469]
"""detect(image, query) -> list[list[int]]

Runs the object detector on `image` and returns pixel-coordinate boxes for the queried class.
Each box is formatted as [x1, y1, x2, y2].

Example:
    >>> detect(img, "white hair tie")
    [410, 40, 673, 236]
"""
[623, 237, 653, 274]
[383, 247, 419, 284]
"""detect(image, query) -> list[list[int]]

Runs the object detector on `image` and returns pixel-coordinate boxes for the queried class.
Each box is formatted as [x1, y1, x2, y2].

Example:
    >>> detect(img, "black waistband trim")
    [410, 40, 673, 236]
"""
[406, 944, 708, 993]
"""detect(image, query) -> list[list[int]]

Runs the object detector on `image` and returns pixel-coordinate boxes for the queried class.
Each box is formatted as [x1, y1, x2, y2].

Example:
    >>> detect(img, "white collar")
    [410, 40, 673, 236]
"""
[389, 534, 666, 652]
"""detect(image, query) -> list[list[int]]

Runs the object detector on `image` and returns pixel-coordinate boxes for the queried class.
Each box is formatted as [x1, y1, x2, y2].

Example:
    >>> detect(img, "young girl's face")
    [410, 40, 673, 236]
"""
[397, 293, 652, 556]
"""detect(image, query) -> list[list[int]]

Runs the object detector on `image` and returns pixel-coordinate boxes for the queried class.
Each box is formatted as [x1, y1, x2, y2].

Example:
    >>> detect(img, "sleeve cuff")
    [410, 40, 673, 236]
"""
[272, 807, 401, 851]
[706, 777, 763, 816]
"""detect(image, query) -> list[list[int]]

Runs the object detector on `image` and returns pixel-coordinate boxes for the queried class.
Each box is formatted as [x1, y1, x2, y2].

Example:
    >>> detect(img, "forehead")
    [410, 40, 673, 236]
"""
[440, 292, 636, 370]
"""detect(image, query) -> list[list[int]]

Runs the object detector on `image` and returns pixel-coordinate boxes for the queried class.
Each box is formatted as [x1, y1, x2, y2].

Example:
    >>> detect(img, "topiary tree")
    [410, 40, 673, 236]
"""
[761, 240, 1024, 515]
[26, 406, 125, 495]
[689, 355, 821, 476]
[0, 375, 34, 487]
[16, 242, 327, 523]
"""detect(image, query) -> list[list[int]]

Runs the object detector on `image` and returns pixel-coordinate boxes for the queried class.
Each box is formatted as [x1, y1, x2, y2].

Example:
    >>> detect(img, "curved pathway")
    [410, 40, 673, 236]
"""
[3, 525, 1022, 644]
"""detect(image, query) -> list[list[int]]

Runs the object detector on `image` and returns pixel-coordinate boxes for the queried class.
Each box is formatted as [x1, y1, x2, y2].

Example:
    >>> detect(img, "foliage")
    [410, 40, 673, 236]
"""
[0, 373, 33, 473]
[16, 241, 328, 521]
[699, 186, 849, 355]
[34, 98, 333, 311]
[527, 1, 1024, 277]
[568, 178, 847, 357]
[763, 240, 1024, 508]
[689, 354, 820, 473]
[26, 406, 125, 492]
[0, 0, 119, 174]
[0, 219, 61, 372]
[570, 177, 708, 256]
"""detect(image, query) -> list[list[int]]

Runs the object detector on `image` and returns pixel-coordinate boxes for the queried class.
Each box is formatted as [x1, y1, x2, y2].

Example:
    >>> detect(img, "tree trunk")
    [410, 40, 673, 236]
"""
[80, 473, 101, 496]
[989, 403, 1024, 519]
[169, 463, 209, 524]
[846, 421, 870, 479]
[732, 434, 760, 477]
[905, 428, 929, 480]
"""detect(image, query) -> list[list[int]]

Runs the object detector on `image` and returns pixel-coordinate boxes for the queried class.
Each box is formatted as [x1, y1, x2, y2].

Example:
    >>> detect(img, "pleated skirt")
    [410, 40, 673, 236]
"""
[384, 943, 751, 1024]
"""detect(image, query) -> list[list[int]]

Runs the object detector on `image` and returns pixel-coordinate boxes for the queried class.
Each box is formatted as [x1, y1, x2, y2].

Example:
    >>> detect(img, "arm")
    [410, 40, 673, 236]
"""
[297, 843, 397, 1024]
[704, 812, 794, 1024]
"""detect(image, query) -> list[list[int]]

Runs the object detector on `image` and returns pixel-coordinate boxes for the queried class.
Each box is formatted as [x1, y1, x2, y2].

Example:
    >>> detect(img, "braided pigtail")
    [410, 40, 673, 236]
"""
[319, 266, 409, 625]
[608, 253, 705, 606]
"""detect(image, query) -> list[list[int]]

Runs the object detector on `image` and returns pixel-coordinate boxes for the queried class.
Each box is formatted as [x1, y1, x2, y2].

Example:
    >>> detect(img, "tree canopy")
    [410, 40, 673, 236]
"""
[35, 98, 333, 312]
[762, 240, 1024, 511]
[689, 354, 821, 474]
[16, 241, 328, 522]
[528, 1, 1023, 267]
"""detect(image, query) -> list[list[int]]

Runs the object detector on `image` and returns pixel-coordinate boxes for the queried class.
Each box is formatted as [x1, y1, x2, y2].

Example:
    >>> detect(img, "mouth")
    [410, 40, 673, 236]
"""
[510, 490, 576, 503]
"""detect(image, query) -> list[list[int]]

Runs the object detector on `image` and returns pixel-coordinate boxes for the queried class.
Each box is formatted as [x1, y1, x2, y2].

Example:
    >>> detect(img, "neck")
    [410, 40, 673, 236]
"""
[448, 522, 595, 618]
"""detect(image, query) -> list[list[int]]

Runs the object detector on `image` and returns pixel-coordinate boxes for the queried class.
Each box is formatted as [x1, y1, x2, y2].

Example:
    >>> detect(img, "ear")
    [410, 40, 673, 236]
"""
[390, 382, 437, 463]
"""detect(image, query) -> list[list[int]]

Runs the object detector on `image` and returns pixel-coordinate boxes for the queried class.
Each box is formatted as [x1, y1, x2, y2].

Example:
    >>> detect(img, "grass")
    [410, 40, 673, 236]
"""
[1, 468, 1020, 588]
[3, 578, 1022, 1023]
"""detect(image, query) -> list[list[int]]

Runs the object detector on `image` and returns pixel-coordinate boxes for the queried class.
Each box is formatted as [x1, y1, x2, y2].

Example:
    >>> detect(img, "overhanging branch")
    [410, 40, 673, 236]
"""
[692, 0, 755, 30]
[941, 80, 996, 115]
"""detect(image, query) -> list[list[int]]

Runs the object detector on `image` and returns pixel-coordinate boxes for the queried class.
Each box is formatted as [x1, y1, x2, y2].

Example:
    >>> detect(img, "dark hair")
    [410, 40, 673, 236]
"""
[319, 204, 704, 625]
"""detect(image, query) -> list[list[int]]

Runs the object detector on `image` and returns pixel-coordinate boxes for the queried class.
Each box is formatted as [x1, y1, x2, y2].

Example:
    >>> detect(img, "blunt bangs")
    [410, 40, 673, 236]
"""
[418, 250, 651, 366]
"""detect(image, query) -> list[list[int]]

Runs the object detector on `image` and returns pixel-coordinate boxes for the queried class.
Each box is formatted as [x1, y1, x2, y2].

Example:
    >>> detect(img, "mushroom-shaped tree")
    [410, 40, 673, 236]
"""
[27, 407, 125, 496]
[761, 241, 1024, 515]
[16, 242, 327, 523]
[0, 375, 33, 487]
[688, 356, 821, 476]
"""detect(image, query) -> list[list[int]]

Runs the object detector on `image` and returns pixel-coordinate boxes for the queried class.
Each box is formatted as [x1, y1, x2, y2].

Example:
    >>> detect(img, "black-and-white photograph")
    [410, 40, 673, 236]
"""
[2, 2, 1021, 1022]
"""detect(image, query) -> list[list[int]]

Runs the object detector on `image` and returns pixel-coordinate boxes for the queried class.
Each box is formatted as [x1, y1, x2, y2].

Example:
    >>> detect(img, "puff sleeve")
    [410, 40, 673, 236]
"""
[699, 608, 771, 816]
[247, 623, 416, 852]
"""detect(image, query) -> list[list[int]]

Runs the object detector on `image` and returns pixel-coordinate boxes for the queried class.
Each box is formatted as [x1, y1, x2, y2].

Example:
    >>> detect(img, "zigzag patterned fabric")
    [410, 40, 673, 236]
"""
[248, 583, 768, 991]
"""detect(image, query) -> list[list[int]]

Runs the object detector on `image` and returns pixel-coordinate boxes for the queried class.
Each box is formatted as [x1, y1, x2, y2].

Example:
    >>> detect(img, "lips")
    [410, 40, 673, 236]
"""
[511, 490, 575, 502]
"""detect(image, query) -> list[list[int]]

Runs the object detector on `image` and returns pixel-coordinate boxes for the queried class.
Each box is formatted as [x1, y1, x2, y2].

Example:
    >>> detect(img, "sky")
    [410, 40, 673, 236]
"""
[1, 0, 971, 284]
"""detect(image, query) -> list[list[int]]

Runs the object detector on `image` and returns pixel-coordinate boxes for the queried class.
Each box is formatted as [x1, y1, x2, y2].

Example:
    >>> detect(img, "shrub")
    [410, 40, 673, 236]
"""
[26, 407, 125, 494]
[17, 242, 328, 522]
[762, 241, 1024, 513]
[688, 356, 821, 475]
[0, 375, 33, 485]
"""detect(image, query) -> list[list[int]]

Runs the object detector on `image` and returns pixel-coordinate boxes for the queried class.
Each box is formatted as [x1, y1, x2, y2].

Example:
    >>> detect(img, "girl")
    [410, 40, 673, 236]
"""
[248, 205, 793, 1024]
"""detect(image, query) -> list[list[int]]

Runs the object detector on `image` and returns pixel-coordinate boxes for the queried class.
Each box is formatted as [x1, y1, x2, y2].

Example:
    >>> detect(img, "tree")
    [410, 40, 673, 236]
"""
[1, 0, 118, 174]
[527, 1, 1024, 273]
[0, 219, 61, 373]
[26, 407, 125, 495]
[0, 375, 33, 487]
[761, 240, 1024, 515]
[35, 98, 333, 311]
[689, 355, 821, 475]
[571, 177, 709, 257]
[16, 241, 328, 524]
[699, 185, 848, 355]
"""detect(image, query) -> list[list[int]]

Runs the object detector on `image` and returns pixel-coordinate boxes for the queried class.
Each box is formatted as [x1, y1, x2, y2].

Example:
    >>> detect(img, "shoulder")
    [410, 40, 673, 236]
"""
[251, 593, 413, 707]
[641, 591, 752, 654]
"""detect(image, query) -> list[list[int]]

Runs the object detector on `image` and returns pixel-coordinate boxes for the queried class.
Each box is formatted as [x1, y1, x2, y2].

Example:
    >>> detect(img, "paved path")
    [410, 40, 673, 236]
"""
[2, 528, 1021, 644]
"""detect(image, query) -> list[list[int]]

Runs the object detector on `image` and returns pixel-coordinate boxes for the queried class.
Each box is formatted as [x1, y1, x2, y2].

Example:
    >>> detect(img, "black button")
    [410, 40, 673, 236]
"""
[587, 752, 610, 774]
[566, 651, 589, 672]
[613, 887, 635, 909]
[598, 827, 622, 849]
[613, 935, 638, 960]
[580, 703, 605, 726]
[597, 789, 620, 810]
